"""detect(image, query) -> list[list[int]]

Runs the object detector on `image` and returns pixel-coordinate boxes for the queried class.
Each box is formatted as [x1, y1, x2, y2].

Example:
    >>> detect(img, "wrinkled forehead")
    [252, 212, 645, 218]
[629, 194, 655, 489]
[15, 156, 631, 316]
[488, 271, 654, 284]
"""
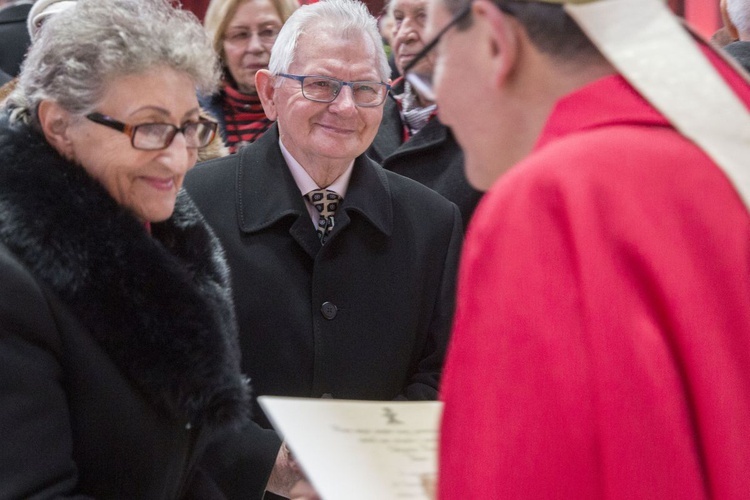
[389, 0, 430, 14]
[292, 30, 380, 70]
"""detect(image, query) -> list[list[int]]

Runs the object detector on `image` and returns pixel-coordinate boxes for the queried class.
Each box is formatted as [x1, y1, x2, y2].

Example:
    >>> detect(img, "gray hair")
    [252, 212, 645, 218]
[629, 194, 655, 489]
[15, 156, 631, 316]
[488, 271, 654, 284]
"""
[727, 0, 750, 37]
[8, 0, 220, 128]
[268, 0, 390, 82]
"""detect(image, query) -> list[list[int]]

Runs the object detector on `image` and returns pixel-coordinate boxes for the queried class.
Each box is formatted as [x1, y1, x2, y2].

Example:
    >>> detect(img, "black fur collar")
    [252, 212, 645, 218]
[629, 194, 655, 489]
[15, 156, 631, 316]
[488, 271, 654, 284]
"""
[0, 114, 250, 429]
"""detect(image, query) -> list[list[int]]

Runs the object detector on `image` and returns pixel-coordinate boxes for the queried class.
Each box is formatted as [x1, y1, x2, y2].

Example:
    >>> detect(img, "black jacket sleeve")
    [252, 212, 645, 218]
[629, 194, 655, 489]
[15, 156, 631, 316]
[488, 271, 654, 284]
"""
[197, 419, 283, 500]
[0, 246, 92, 499]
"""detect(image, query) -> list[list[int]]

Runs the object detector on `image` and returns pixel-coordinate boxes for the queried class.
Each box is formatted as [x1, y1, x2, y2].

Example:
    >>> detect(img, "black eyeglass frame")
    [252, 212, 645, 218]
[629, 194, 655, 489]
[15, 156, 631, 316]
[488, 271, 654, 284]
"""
[276, 73, 392, 107]
[402, 1, 473, 77]
[403, 0, 515, 94]
[85, 112, 218, 151]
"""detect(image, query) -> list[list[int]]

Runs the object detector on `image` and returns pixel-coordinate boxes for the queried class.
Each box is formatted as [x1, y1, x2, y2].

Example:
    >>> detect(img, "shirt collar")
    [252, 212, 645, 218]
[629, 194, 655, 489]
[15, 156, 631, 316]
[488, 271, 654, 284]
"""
[234, 125, 392, 238]
[279, 138, 354, 199]
[534, 74, 668, 152]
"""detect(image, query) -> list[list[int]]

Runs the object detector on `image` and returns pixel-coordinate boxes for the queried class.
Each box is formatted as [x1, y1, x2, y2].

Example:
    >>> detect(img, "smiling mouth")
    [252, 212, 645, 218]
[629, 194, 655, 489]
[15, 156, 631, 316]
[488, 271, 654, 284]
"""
[319, 123, 355, 134]
[143, 177, 175, 191]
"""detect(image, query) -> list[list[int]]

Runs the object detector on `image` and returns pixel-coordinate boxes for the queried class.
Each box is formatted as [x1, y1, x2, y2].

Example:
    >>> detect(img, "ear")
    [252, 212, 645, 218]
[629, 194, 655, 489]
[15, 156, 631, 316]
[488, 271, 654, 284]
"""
[37, 100, 77, 160]
[473, 0, 519, 89]
[255, 69, 278, 121]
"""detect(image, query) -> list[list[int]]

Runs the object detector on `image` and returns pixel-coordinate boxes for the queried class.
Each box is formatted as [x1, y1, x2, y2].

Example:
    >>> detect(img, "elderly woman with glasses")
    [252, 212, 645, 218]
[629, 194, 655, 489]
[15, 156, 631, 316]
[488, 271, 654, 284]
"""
[0, 0, 251, 497]
[202, 0, 299, 153]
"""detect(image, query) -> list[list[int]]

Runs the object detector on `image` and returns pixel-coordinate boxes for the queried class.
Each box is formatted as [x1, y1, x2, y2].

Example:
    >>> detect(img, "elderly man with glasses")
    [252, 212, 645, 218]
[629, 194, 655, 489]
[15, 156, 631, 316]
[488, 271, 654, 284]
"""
[399, 0, 750, 498]
[184, 0, 462, 498]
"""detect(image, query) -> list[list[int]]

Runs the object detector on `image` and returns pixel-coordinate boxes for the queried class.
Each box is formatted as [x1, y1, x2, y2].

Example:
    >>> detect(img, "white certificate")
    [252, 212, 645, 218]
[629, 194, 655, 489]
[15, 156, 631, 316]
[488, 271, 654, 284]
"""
[258, 396, 443, 500]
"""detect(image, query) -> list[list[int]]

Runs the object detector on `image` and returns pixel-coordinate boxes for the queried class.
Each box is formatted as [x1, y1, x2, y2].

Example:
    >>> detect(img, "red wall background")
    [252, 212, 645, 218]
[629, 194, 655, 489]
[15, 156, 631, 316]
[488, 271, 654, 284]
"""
[681, 0, 721, 38]
[180, 0, 721, 39]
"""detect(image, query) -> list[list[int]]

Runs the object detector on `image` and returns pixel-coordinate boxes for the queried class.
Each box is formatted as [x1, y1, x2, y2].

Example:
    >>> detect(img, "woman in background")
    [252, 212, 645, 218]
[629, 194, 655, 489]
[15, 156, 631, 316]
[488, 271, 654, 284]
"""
[202, 0, 299, 152]
[0, 0, 250, 497]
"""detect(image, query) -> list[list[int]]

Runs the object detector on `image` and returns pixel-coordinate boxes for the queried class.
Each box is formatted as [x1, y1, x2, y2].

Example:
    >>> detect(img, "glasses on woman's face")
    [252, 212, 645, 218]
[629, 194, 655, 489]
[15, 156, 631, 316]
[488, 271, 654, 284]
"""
[224, 26, 281, 47]
[276, 73, 391, 107]
[85, 113, 218, 151]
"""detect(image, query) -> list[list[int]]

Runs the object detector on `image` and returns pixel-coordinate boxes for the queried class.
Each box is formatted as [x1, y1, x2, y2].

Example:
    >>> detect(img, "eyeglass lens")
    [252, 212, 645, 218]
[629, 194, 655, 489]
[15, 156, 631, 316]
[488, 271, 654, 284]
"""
[300, 76, 387, 106]
[133, 122, 216, 150]
[224, 27, 280, 46]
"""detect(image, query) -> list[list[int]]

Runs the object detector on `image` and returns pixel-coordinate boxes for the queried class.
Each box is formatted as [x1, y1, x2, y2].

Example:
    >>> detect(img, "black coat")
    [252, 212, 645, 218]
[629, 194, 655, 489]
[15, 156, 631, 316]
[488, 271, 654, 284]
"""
[184, 124, 463, 499]
[367, 81, 483, 228]
[0, 3, 31, 77]
[724, 40, 750, 73]
[0, 113, 250, 499]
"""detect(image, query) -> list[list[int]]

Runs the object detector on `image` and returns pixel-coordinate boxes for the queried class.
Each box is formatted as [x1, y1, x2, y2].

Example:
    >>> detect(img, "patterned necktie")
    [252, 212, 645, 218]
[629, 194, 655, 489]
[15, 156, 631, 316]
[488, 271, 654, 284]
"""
[306, 189, 341, 244]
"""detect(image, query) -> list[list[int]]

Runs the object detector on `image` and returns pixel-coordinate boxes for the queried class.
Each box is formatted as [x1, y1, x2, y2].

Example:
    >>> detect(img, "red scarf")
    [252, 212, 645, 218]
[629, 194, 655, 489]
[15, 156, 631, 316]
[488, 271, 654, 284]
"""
[221, 83, 273, 153]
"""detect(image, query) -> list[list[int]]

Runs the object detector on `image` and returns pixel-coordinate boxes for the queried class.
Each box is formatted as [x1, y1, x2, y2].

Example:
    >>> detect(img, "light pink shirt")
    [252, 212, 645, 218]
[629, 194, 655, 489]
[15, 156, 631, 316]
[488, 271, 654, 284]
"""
[279, 139, 354, 228]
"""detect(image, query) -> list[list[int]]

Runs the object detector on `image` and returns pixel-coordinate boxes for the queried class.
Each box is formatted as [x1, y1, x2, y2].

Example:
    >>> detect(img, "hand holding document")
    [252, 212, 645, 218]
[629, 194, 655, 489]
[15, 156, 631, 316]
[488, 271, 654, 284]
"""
[258, 396, 443, 500]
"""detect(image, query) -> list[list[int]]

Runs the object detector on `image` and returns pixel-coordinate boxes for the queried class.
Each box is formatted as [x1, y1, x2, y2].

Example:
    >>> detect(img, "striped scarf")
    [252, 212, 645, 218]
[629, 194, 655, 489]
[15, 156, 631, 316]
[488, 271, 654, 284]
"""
[394, 81, 437, 137]
[221, 83, 273, 153]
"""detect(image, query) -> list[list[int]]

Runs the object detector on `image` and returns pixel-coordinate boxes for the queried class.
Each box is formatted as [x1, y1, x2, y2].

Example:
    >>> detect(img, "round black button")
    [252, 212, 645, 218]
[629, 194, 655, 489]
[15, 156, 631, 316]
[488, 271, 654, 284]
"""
[321, 301, 338, 320]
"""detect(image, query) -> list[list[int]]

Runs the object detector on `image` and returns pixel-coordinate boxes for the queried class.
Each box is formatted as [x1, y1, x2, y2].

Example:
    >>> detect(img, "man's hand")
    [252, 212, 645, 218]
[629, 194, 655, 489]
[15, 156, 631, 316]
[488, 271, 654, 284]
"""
[421, 473, 436, 500]
[265, 442, 302, 497]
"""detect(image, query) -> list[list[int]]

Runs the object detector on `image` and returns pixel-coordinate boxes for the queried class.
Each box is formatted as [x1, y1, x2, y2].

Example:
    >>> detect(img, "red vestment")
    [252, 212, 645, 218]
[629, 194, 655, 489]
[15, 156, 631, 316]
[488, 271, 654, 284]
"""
[439, 50, 750, 499]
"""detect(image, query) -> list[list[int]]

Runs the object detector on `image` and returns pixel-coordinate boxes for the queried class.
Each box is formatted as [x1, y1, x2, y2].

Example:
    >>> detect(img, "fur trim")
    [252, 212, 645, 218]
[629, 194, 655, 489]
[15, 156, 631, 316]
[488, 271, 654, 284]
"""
[0, 113, 250, 429]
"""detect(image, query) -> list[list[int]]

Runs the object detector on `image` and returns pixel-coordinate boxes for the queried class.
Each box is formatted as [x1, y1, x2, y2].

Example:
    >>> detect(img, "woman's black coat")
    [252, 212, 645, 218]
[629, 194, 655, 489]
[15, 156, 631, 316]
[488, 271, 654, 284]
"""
[0, 113, 250, 499]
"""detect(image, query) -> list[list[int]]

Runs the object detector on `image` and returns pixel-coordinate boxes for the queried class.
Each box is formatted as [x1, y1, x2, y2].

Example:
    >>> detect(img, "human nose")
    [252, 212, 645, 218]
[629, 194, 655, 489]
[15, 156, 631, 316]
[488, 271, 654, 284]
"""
[329, 85, 357, 113]
[245, 32, 267, 52]
[395, 17, 422, 45]
[160, 131, 193, 172]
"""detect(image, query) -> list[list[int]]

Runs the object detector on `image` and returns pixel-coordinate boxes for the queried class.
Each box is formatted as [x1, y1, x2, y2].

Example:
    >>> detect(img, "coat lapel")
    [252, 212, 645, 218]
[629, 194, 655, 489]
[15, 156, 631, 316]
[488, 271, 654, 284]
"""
[368, 77, 453, 166]
[336, 156, 393, 237]
[388, 117, 449, 158]
[367, 97, 404, 164]
[234, 125, 393, 255]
